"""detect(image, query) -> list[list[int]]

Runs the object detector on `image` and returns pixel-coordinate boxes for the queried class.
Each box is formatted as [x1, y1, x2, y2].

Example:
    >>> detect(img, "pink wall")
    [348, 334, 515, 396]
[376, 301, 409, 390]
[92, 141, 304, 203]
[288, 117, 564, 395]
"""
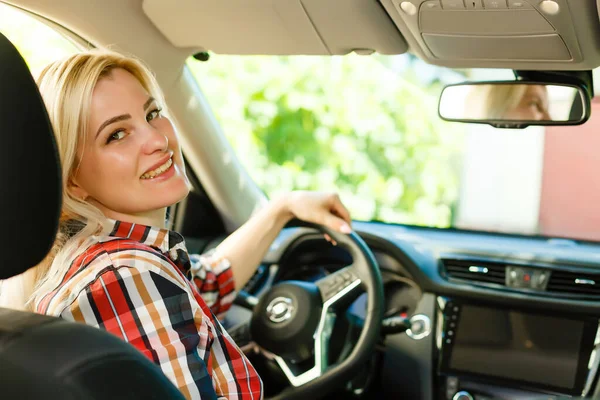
[539, 97, 600, 241]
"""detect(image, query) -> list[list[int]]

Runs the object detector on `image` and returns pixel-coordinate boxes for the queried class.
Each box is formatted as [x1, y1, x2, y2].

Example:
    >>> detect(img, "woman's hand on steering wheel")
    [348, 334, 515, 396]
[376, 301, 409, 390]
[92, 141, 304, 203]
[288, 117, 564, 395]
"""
[276, 191, 353, 235]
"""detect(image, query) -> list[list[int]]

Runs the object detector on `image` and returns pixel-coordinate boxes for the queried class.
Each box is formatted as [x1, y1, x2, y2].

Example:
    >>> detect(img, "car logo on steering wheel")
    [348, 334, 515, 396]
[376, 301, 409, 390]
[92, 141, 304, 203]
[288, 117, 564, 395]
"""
[266, 297, 295, 323]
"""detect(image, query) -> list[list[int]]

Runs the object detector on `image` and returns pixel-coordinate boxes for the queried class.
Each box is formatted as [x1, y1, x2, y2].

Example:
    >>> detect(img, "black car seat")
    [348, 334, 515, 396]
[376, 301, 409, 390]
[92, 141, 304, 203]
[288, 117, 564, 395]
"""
[0, 31, 185, 400]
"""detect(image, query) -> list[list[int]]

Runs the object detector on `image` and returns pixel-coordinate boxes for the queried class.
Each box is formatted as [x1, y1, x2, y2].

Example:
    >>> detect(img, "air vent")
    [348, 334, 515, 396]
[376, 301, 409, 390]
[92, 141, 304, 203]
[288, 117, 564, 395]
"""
[547, 270, 600, 297]
[442, 260, 506, 286]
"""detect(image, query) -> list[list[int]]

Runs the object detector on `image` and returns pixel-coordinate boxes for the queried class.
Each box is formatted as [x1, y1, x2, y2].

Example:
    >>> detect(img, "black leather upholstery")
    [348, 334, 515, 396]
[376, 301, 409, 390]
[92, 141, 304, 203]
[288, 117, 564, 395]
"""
[0, 309, 184, 399]
[0, 32, 184, 399]
[0, 32, 60, 279]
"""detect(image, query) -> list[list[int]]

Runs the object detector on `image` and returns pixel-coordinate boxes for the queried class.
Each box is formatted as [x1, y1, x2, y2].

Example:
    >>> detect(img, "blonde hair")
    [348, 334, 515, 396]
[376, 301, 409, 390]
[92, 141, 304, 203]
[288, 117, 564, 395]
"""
[468, 84, 529, 120]
[0, 49, 167, 311]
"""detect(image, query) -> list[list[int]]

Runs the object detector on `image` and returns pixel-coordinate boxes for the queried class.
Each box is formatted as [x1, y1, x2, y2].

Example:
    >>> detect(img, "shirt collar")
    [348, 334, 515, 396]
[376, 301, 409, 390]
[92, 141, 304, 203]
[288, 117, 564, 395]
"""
[101, 218, 186, 255]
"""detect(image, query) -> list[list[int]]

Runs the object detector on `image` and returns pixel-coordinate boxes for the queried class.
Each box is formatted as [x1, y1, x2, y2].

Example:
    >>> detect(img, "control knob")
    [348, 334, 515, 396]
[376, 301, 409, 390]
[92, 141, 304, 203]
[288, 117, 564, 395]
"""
[453, 391, 474, 400]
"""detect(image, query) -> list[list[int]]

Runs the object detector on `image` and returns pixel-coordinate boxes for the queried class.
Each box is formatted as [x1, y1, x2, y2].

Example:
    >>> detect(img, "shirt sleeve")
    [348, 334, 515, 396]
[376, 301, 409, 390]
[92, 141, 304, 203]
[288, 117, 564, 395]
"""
[188, 249, 236, 320]
[59, 264, 219, 400]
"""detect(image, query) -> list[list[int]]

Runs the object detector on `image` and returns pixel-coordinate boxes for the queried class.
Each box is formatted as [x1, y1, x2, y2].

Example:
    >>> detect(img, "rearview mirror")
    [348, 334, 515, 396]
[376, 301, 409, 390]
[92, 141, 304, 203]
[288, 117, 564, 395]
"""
[439, 81, 590, 129]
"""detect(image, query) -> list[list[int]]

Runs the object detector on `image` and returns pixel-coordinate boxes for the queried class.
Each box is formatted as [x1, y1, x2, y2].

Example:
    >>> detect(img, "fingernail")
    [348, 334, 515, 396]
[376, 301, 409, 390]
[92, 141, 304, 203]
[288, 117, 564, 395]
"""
[340, 223, 352, 234]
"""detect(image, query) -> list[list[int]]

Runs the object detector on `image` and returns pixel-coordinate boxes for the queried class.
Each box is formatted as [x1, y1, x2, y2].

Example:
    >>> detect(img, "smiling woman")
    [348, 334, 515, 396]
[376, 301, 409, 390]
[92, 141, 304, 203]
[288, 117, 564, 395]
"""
[3, 51, 259, 399]
[0, 39, 356, 399]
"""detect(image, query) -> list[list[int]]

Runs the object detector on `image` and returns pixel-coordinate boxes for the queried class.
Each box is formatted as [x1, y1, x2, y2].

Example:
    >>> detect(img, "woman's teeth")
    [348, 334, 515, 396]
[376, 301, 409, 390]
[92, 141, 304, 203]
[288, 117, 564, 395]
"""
[141, 158, 173, 179]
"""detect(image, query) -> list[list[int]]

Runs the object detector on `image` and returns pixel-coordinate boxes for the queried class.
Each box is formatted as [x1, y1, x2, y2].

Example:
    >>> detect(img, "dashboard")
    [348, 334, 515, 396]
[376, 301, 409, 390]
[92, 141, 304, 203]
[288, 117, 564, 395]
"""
[233, 222, 600, 400]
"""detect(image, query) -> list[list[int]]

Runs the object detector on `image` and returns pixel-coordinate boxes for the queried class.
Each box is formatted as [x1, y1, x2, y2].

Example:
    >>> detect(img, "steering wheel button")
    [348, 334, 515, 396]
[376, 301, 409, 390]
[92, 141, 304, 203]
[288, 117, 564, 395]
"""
[323, 278, 336, 288]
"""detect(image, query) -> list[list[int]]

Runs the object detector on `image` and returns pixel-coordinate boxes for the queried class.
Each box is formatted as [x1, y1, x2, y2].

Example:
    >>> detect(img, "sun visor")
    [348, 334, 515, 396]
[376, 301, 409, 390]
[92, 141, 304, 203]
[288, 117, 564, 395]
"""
[142, 0, 408, 55]
[379, 0, 600, 70]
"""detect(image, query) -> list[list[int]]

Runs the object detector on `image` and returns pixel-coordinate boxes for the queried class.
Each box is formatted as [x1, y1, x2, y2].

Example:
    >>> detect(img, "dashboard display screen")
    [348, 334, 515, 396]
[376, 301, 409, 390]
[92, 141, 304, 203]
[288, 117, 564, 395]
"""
[449, 305, 593, 391]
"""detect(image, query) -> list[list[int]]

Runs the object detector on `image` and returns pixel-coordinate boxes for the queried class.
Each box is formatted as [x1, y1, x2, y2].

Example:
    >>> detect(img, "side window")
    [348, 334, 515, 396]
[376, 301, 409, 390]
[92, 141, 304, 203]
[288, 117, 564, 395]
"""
[0, 3, 78, 78]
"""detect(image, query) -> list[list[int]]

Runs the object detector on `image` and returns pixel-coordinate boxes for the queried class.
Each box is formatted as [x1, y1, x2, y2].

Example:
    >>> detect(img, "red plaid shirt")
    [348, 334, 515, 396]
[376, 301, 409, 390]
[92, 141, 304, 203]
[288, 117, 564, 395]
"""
[36, 220, 263, 400]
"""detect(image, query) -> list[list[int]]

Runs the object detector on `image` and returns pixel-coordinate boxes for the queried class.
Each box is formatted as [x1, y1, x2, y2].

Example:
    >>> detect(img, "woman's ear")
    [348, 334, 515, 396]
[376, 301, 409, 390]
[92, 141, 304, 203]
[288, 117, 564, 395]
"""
[68, 178, 89, 201]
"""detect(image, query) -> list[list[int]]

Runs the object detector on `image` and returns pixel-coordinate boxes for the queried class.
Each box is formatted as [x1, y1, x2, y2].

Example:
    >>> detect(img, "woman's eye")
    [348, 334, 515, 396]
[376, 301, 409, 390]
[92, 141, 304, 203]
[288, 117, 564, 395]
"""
[107, 130, 126, 144]
[147, 108, 162, 122]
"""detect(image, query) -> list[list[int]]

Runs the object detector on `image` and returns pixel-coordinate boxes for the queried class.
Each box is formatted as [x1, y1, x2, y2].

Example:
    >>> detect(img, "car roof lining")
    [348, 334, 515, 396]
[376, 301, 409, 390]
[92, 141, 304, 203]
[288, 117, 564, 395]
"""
[5, 0, 600, 71]
[140, 0, 600, 70]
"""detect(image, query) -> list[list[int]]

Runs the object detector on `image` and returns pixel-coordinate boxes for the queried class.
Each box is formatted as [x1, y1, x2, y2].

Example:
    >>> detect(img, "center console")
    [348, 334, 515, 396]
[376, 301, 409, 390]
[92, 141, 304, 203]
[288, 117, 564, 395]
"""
[436, 298, 600, 400]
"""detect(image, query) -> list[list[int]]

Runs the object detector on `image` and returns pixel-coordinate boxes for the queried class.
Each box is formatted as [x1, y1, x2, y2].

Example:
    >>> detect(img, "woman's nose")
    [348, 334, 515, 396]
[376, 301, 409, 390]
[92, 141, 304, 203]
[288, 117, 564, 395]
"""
[141, 126, 169, 154]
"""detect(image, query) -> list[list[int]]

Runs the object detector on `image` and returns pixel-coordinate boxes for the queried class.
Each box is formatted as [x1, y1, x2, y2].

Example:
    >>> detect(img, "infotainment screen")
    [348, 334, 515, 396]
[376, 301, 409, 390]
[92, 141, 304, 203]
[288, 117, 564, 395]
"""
[446, 304, 597, 392]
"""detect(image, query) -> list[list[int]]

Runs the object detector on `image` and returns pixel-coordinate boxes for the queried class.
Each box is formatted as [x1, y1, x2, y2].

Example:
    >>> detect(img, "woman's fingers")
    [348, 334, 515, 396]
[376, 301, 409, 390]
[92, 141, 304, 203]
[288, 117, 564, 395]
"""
[328, 193, 352, 229]
[323, 233, 337, 246]
[323, 213, 352, 234]
[332, 200, 352, 226]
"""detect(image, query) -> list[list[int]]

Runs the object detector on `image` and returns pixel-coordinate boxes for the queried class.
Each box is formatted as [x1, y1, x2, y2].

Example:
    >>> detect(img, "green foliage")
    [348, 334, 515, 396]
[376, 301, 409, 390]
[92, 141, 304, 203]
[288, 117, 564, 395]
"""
[188, 55, 468, 227]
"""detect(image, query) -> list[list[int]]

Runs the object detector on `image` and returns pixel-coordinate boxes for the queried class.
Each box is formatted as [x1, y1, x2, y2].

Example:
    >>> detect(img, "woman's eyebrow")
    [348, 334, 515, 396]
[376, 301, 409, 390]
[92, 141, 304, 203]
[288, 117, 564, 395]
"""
[143, 96, 155, 111]
[95, 114, 131, 138]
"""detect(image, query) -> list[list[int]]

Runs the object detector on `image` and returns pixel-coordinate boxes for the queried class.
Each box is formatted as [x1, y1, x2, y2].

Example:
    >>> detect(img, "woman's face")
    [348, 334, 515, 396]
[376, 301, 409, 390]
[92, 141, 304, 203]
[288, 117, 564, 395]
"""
[504, 85, 551, 121]
[70, 68, 190, 226]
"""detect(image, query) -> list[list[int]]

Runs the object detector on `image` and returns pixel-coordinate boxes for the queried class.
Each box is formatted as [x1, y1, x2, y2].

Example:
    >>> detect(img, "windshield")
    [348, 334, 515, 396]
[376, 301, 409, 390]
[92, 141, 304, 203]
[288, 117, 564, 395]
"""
[190, 54, 600, 242]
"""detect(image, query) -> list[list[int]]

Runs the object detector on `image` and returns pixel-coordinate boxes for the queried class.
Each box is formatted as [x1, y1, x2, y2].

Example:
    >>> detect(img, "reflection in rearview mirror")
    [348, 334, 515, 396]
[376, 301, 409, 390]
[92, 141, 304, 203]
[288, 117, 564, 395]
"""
[439, 82, 588, 128]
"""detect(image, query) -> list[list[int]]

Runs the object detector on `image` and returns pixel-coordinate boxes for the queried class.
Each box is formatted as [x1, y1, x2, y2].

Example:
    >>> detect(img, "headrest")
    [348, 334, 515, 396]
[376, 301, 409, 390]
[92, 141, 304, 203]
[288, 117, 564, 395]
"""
[0, 32, 61, 279]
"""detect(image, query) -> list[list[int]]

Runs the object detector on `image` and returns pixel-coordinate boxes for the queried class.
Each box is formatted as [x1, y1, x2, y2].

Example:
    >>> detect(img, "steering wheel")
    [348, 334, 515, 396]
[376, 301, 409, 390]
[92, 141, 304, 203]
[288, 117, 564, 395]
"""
[249, 223, 385, 400]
